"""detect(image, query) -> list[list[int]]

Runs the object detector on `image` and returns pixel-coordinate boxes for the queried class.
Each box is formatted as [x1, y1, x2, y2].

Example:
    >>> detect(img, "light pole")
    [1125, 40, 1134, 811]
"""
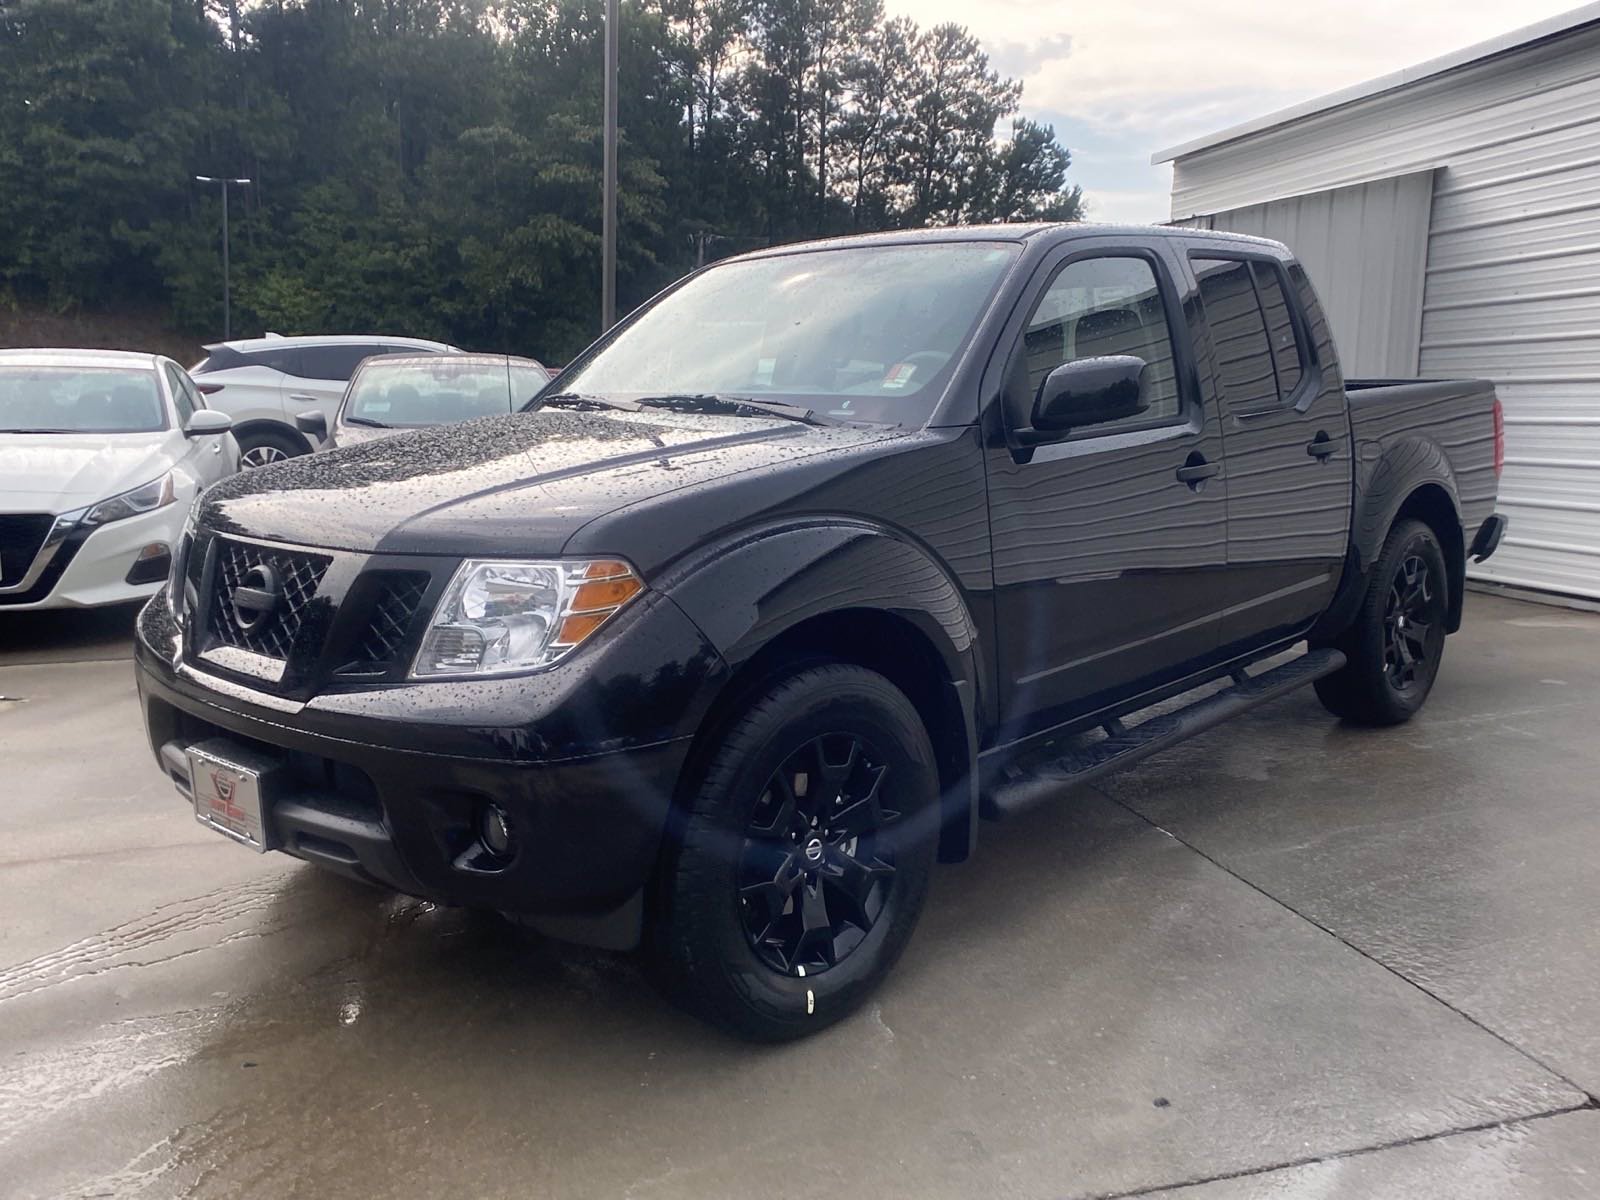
[195, 175, 252, 339]
[601, 0, 618, 331]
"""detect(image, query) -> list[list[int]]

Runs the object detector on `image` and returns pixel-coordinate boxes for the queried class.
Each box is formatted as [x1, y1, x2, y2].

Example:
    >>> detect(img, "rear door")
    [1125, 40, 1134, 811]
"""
[985, 241, 1231, 738]
[1186, 253, 1353, 653]
[283, 344, 392, 431]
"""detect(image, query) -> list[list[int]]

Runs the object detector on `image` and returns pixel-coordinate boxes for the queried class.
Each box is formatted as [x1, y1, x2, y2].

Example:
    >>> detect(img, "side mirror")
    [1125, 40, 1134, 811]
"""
[185, 409, 233, 437]
[1023, 356, 1149, 442]
[295, 410, 328, 440]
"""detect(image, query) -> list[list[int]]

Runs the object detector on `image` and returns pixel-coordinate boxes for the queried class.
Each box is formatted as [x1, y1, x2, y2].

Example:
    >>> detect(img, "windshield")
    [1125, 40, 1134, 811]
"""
[344, 360, 549, 427]
[557, 242, 1021, 424]
[0, 366, 166, 433]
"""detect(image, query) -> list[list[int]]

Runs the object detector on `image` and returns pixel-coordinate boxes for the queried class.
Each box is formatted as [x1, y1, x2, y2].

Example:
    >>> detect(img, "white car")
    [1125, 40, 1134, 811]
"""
[189, 333, 458, 467]
[0, 349, 239, 610]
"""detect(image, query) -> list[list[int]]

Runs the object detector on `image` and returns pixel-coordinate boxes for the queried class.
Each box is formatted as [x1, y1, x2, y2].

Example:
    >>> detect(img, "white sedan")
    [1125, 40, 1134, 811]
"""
[0, 349, 239, 610]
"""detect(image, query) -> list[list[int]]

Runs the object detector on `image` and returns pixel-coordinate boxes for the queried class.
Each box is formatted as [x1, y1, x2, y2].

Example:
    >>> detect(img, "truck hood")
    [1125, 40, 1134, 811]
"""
[199, 408, 900, 555]
[0, 432, 179, 512]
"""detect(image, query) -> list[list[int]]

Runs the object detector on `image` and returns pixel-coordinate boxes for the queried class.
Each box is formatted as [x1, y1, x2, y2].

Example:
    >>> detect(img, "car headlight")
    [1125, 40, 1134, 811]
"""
[411, 558, 644, 679]
[81, 473, 176, 527]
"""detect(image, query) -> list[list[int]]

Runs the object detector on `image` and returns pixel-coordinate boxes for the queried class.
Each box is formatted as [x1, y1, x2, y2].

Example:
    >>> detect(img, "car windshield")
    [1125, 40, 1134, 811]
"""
[556, 242, 1022, 424]
[344, 360, 548, 427]
[0, 366, 165, 433]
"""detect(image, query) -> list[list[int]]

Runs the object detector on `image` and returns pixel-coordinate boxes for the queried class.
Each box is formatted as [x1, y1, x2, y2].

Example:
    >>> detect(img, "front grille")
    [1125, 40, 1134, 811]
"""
[208, 539, 332, 660]
[337, 571, 430, 676]
[0, 513, 54, 588]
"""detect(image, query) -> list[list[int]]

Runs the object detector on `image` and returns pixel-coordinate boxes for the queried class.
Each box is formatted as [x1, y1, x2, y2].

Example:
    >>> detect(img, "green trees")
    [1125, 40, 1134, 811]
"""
[0, 0, 1084, 361]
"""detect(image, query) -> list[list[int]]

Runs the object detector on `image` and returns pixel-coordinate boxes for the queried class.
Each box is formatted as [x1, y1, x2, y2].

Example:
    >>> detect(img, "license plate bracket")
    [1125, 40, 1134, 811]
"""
[186, 738, 282, 853]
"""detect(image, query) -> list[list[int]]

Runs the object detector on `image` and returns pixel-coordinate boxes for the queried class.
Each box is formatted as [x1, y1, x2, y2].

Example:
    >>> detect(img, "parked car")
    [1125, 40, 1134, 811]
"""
[1, 349, 237, 610]
[189, 334, 459, 468]
[293, 354, 551, 450]
[135, 224, 1506, 1040]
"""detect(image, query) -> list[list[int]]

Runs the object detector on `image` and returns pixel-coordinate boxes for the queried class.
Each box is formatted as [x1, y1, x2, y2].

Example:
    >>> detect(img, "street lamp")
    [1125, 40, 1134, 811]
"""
[194, 175, 252, 340]
[601, 0, 618, 331]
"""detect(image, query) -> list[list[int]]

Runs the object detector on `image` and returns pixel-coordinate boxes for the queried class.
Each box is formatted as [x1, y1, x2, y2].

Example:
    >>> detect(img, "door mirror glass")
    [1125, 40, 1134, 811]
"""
[1035, 355, 1150, 431]
[295, 409, 328, 439]
[184, 409, 233, 437]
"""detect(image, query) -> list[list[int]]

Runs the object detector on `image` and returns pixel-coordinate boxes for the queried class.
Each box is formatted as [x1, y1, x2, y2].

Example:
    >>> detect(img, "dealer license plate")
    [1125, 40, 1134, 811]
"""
[186, 739, 278, 853]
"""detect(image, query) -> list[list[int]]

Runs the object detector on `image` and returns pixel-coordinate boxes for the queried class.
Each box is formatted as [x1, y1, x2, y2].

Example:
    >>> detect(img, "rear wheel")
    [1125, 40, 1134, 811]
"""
[237, 427, 306, 469]
[1314, 518, 1449, 725]
[651, 664, 939, 1040]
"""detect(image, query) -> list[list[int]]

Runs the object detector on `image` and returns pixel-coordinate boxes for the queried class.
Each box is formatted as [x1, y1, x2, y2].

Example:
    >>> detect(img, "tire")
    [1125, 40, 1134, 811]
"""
[651, 664, 940, 1041]
[1314, 518, 1450, 726]
[237, 427, 306, 470]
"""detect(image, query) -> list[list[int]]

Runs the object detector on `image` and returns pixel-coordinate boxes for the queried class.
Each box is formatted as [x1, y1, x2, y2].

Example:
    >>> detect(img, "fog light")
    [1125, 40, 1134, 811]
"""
[125, 542, 172, 586]
[481, 804, 513, 857]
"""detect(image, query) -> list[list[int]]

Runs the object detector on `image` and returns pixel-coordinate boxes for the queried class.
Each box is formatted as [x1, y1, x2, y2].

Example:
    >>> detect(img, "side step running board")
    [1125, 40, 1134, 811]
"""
[983, 647, 1346, 819]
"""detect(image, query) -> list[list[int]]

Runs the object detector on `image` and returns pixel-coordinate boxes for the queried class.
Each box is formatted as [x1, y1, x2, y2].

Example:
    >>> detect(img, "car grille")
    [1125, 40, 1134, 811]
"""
[0, 513, 54, 588]
[337, 571, 431, 676]
[208, 538, 332, 660]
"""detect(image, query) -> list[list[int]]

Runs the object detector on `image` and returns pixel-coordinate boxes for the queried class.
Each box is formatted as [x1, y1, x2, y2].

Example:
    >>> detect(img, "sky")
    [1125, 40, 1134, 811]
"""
[886, 0, 1589, 222]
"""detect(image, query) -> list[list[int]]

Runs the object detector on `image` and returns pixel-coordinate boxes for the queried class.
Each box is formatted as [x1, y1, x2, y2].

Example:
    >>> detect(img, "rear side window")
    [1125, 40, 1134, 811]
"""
[1250, 261, 1304, 397]
[1023, 255, 1183, 430]
[1194, 256, 1308, 413]
[295, 344, 387, 382]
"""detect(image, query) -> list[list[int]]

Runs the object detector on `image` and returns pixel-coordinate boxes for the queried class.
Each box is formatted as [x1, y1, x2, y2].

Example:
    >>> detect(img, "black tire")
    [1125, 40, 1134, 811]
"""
[237, 427, 306, 470]
[1314, 518, 1450, 726]
[651, 664, 940, 1041]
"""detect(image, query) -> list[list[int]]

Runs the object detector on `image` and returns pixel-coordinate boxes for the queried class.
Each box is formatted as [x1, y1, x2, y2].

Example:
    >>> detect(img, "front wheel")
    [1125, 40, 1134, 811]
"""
[1314, 518, 1450, 726]
[237, 427, 306, 470]
[651, 664, 940, 1040]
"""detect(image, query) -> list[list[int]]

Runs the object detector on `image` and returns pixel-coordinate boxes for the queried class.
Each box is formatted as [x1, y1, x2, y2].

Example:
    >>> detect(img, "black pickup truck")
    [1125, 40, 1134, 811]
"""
[135, 224, 1506, 1039]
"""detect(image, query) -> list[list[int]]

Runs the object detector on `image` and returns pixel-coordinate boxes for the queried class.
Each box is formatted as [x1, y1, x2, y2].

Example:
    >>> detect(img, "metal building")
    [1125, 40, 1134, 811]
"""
[1156, 4, 1600, 601]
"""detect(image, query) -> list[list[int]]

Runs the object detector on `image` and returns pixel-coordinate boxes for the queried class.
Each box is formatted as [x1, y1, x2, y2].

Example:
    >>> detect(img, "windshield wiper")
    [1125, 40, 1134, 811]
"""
[0, 427, 79, 434]
[343, 415, 390, 429]
[635, 393, 841, 427]
[531, 392, 642, 413]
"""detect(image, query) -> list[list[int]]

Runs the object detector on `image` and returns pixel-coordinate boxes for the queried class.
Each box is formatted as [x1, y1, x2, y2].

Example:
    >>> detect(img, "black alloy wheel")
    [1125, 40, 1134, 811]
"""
[738, 732, 900, 976]
[1383, 552, 1442, 693]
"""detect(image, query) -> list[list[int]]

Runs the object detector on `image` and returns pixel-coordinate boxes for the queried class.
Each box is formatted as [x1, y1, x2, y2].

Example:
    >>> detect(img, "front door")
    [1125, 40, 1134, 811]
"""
[985, 244, 1231, 739]
[1186, 255, 1353, 654]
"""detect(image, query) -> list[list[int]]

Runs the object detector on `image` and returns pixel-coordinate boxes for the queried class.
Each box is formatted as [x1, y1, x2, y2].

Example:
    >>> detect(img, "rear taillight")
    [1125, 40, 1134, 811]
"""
[196, 382, 224, 395]
[1492, 397, 1505, 477]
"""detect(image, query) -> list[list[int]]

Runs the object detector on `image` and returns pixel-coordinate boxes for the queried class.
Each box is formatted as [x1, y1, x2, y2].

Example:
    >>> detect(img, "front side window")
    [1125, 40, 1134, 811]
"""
[1022, 254, 1183, 429]
[344, 361, 550, 427]
[0, 366, 167, 433]
[558, 242, 1021, 425]
[164, 364, 197, 424]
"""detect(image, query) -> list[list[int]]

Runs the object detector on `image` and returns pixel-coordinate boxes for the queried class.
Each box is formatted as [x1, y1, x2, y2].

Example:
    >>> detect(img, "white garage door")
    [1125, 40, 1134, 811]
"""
[1421, 107, 1600, 600]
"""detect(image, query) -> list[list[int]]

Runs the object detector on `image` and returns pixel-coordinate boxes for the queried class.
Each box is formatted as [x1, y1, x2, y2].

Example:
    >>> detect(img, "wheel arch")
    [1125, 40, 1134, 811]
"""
[232, 418, 312, 458]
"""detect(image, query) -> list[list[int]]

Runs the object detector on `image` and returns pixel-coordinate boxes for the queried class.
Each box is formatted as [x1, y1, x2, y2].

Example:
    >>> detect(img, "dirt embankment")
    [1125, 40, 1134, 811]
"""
[0, 308, 203, 365]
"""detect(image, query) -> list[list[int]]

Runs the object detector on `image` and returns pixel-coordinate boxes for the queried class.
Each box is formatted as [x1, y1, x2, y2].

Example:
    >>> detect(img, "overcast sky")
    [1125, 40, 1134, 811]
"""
[885, 0, 1586, 222]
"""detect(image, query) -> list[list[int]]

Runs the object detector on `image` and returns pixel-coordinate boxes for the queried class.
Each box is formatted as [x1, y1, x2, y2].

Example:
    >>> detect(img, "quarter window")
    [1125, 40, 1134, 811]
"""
[1022, 255, 1182, 430]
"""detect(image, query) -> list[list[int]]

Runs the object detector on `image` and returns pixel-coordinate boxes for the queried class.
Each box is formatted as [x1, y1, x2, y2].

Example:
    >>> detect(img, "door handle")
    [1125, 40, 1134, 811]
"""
[1175, 459, 1221, 484]
[1306, 432, 1336, 459]
[289, 393, 318, 404]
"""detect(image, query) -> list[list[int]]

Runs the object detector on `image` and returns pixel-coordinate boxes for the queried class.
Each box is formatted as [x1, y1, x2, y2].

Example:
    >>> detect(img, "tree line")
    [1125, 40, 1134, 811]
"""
[0, 0, 1084, 362]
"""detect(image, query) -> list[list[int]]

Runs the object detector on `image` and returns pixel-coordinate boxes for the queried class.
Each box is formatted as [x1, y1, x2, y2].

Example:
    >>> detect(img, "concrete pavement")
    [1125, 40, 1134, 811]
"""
[2, 594, 1597, 1198]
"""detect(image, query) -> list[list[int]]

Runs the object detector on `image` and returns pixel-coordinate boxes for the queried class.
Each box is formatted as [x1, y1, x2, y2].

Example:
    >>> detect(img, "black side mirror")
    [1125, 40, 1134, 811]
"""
[295, 409, 328, 440]
[1018, 356, 1149, 444]
[184, 409, 233, 437]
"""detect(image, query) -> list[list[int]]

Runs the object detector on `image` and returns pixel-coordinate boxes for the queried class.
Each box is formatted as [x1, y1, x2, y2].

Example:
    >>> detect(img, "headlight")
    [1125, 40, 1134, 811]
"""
[411, 558, 644, 679]
[81, 473, 176, 527]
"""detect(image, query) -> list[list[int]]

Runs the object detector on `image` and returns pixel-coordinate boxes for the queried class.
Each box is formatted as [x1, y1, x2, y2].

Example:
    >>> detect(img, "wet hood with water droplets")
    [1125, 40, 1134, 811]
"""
[198, 408, 898, 557]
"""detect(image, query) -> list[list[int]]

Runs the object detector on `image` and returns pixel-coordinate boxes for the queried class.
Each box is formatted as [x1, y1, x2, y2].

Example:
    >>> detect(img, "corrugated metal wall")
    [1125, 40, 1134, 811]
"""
[1183, 173, 1434, 377]
[1169, 21, 1600, 600]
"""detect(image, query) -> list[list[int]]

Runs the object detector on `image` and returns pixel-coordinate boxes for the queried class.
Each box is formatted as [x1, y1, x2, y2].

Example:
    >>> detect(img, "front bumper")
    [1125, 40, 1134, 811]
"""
[1, 504, 178, 610]
[136, 587, 727, 948]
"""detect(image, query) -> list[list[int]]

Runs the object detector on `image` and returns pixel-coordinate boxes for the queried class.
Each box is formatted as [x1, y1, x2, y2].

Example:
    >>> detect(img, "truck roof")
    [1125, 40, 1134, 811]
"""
[731, 222, 1287, 262]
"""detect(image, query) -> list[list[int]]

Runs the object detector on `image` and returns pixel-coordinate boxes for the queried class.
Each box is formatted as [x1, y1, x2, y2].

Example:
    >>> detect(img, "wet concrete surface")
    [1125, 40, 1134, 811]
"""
[2, 594, 1598, 1198]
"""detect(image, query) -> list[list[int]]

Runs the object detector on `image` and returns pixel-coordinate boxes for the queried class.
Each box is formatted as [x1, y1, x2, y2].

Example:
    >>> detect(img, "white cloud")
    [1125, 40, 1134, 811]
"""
[885, 0, 1586, 220]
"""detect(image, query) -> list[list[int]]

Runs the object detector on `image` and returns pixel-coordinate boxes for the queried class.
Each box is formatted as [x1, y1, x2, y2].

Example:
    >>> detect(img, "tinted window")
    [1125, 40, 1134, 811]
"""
[296, 344, 386, 381]
[1194, 258, 1277, 416]
[164, 364, 197, 423]
[0, 366, 166, 433]
[1250, 261, 1304, 398]
[245, 347, 303, 376]
[1022, 255, 1182, 428]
